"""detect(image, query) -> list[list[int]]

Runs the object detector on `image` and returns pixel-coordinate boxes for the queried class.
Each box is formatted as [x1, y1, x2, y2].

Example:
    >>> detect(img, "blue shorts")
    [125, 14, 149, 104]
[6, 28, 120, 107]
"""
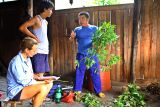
[11, 90, 22, 101]
[31, 53, 50, 73]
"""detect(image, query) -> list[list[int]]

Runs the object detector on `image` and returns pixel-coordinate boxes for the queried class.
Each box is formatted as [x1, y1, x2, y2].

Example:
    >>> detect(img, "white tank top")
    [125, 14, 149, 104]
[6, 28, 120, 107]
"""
[33, 15, 49, 54]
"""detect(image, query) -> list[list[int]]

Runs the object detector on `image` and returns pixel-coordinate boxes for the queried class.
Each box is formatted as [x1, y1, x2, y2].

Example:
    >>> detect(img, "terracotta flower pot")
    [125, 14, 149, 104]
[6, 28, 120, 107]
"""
[86, 71, 111, 92]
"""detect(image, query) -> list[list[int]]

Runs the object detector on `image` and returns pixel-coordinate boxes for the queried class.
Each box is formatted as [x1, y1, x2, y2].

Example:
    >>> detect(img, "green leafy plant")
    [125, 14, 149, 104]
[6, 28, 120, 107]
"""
[92, 22, 120, 70]
[111, 84, 147, 107]
[77, 93, 103, 107]
[75, 21, 120, 71]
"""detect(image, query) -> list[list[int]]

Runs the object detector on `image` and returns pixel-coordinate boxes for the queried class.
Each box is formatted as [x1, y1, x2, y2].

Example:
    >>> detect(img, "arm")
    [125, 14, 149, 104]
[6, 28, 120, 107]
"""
[35, 80, 53, 84]
[19, 16, 40, 42]
[69, 30, 76, 42]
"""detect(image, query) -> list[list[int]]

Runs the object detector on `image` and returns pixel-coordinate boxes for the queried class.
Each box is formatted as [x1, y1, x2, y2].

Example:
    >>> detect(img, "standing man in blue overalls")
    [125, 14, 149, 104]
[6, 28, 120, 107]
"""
[69, 11, 105, 98]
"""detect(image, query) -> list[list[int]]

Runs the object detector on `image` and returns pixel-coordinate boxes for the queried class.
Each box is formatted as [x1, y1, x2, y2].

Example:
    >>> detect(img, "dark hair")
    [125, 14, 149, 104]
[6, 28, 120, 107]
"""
[37, 0, 54, 14]
[78, 11, 90, 19]
[20, 37, 38, 52]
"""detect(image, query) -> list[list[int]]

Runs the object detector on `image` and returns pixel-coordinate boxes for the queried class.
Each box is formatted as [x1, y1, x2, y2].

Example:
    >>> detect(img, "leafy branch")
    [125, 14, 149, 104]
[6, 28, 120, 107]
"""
[77, 93, 103, 107]
[111, 84, 147, 107]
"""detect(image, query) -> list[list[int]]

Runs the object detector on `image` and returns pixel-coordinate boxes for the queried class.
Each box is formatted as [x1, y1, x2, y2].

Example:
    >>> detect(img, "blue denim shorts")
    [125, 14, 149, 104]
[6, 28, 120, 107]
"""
[11, 90, 22, 101]
[31, 53, 50, 73]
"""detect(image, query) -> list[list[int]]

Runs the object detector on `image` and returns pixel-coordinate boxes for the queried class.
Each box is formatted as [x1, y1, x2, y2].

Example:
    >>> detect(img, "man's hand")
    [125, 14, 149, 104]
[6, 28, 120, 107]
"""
[71, 30, 75, 38]
[34, 36, 41, 43]
[33, 74, 40, 80]
[69, 30, 76, 41]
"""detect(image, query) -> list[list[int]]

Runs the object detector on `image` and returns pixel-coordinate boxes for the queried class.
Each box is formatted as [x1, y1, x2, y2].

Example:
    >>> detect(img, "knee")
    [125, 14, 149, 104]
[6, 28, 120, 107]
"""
[39, 85, 48, 92]
[38, 83, 53, 93]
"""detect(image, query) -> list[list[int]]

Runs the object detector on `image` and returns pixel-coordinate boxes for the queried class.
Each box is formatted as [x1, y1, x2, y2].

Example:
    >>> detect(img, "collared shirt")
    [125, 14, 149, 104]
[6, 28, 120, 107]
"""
[7, 52, 36, 99]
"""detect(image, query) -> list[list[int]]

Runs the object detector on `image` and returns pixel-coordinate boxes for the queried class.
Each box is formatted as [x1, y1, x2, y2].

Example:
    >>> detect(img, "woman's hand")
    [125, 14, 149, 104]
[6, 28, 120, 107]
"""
[44, 79, 53, 84]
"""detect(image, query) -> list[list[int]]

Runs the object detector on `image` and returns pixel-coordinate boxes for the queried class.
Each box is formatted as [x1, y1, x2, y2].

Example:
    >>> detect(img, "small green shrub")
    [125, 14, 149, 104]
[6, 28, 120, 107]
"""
[111, 84, 147, 107]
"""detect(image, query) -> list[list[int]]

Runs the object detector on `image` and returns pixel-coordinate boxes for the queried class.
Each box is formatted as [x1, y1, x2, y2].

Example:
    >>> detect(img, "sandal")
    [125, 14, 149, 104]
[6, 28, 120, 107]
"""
[44, 97, 52, 102]
[98, 92, 105, 98]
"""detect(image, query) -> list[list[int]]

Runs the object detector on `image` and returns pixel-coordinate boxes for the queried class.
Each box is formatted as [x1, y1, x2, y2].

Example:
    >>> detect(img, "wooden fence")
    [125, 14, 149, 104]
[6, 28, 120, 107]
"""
[132, 0, 160, 83]
[50, 4, 134, 82]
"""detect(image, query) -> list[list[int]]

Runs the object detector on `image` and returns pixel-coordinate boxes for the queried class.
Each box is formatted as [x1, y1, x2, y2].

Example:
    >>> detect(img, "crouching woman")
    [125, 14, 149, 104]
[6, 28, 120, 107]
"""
[7, 37, 53, 107]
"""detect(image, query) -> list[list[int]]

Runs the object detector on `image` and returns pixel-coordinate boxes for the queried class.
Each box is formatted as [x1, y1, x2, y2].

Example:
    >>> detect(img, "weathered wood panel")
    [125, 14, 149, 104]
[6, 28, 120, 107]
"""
[52, 4, 134, 82]
[155, 0, 160, 79]
[133, 0, 160, 83]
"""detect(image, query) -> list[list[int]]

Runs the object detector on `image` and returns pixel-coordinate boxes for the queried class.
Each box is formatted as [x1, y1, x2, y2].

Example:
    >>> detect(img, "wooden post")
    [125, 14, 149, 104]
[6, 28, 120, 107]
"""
[28, 0, 33, 17]
[130, 0, 141, 83]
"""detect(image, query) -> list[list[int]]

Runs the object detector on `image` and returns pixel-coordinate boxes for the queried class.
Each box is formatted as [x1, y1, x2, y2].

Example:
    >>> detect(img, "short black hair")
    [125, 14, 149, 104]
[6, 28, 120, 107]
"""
[37, 0, 54, 14]
[78, 11, 90, 19]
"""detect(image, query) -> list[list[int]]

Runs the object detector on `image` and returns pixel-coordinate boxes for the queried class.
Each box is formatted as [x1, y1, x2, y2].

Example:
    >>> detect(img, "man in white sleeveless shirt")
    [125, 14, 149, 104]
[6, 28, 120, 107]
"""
[19, 0, 54, 77]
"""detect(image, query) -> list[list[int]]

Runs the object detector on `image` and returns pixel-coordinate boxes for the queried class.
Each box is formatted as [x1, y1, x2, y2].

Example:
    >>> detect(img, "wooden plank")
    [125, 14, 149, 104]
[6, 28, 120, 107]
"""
[106, 11, 111, 22]
[63, 13, 69, 75]
[110, 10, 116, 81]
[55, 14, 61, 75]
[133, 0, 142, 81]
[50, 16, 54, 74]
[120, 10, 125, 82]
[141, 0, 151, 79]
[99, 11, 107, 25]
[115, 10, 124, 82]
[92, 11, 99, 26]
[59, 14, 65, 75]
[149, 0, 158, 79]
[156, 0, 160, 79]
[123, 9, 129, 82]
[54, 16, 59, 75]
[66, 12, 74, 73]
[48, 18, 53, 74]
[135, 30, 141, 79]
[147, 0, 155, 79]
[139, 0, 145, 80]
[127, 8, 133, 82]
[89, 11, 93, 25]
